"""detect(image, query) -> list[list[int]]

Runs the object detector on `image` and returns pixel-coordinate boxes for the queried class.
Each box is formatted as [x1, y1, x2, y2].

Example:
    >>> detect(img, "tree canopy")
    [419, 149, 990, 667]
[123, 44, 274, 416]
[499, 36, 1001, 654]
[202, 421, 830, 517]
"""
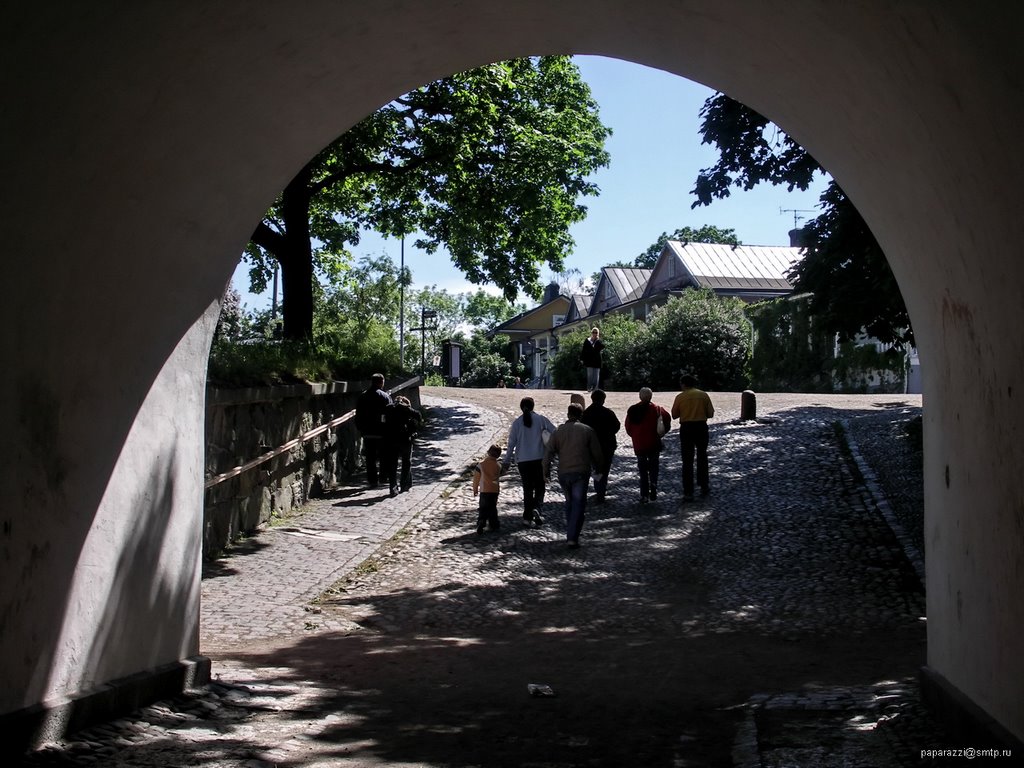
[211, 248, 535, 386]
[245, 56, 611, 340]
[692, 92, 913, 345]
[463, 290, 526, 331]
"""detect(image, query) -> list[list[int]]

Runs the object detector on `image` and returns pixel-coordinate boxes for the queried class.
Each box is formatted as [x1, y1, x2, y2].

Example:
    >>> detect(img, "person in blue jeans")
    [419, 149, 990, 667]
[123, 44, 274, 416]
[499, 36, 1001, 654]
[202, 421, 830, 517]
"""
[543, 402, 604, 549]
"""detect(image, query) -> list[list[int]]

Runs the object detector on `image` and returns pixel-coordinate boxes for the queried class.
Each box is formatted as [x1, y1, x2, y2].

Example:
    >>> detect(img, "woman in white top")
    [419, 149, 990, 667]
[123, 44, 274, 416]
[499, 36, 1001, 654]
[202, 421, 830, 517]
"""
[503, 397, 556, 527]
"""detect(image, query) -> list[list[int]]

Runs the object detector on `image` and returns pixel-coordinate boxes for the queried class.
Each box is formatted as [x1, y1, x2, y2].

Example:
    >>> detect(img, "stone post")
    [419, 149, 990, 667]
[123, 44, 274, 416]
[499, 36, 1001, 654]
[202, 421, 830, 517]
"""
[740, 390, 757, 421]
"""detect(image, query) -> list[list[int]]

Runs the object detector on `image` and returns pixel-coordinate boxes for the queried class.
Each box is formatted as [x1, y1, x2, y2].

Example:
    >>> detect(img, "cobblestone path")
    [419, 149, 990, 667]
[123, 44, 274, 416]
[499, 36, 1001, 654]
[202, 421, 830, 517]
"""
[21, 389, 972, 768]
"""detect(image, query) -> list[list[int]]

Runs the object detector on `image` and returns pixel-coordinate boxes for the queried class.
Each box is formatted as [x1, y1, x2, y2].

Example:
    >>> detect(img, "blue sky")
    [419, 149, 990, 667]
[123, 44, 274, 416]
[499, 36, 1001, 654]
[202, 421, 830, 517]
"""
[233, 55, 828, 310]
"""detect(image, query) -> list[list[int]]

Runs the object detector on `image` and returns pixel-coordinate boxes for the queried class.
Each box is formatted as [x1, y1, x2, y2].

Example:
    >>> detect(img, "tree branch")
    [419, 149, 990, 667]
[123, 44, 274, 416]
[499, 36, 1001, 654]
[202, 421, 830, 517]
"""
[250, 220, 286, 257]
[308, 151, 449, 195]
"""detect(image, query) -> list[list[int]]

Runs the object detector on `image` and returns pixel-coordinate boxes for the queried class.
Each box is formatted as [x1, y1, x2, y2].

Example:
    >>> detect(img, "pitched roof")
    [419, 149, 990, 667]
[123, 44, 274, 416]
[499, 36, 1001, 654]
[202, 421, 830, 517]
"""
[486, 294, 569, 337]
[592, 267, 652, 314]
[657, 240, 798, 294]
[567, 293, 592, 322]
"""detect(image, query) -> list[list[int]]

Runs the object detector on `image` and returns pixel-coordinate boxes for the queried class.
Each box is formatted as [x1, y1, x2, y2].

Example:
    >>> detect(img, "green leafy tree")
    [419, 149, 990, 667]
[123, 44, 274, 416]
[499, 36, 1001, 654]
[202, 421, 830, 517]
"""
[691, 92, 912, 345]
[214, 285, 253, 343]
[245, 56, 611, 340]
[548, 326, 591, 389]
[645, 289, 752, 391]
[596, 313, 653, 391]
[405, 286, 463, 373]
[791, 184, 912, 344]
[315, 318, 402, 380]
[463, 290, 525, 331]
[460, 331, 522, 387]
[547, 314, 650, 390]
[635, 225, 741, 268]
[318, 253, 403, 328]
[746, 297, 834, 392]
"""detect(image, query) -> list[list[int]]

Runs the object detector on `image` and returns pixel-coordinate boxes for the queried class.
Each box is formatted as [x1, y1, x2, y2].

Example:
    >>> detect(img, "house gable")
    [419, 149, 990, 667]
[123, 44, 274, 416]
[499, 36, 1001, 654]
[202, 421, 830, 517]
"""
[565, 293, 592, 324]
[646, 243, 698, 296]
[487, 295, 570, 338]
[590, 267, 652, 315]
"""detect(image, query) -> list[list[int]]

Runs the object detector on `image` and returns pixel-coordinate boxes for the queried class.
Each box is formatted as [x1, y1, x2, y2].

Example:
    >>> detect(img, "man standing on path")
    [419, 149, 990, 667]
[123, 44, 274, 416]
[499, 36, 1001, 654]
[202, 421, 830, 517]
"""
[579, 326, 605, 392]
[543, 402, 604, 549]
[671, 373, 715, 501]
[581, 389, 620, 503]
[355, 373, 392, 488]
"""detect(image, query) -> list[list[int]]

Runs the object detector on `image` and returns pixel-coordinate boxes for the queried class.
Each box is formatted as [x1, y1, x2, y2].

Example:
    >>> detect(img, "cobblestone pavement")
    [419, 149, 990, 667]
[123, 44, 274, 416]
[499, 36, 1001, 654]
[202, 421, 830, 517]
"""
[22, 388, 994, 767]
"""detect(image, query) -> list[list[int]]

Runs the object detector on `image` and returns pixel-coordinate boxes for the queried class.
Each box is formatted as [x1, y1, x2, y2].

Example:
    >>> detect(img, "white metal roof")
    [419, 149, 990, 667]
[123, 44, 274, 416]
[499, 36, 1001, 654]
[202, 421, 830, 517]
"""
[665, 240, 799, 292]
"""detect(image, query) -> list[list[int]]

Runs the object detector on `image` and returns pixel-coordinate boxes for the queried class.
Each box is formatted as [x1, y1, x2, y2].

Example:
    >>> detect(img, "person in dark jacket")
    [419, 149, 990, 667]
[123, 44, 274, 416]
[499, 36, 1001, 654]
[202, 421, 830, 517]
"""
[355, 373, 392, 488]
[581, 389, 620, 503]
[624, 387, 671, 503]
[382, 395, 423, 497]
[579, 326, 605, 392]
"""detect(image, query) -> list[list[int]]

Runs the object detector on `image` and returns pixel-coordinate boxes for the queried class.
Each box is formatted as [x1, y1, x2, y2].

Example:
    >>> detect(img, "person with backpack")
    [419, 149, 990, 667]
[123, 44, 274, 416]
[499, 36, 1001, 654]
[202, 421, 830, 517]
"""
[382, 395, 423, 497]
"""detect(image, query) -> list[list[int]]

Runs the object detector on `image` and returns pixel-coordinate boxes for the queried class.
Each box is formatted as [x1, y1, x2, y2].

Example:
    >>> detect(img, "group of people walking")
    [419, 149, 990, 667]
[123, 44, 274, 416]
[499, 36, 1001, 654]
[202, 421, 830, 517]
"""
[482, 376, 715, 549]
[354, 373, 423, 497]
[354, 370, 715, 550]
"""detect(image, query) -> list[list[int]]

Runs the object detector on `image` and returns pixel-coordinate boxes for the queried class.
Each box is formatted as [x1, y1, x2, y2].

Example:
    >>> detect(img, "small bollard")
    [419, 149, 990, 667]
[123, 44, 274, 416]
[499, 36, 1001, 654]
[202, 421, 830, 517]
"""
[740, 389, 757, 421]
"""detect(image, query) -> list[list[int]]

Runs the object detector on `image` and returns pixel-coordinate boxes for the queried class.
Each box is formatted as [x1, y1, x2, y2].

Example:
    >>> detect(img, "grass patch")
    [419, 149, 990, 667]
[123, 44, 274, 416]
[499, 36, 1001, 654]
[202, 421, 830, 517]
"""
[312, 524, 415, 604]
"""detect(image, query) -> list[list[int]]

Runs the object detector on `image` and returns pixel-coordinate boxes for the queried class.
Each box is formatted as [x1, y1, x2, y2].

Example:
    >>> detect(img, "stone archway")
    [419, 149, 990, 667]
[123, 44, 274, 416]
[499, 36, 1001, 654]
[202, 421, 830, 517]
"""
[2, 1, 1021, 745]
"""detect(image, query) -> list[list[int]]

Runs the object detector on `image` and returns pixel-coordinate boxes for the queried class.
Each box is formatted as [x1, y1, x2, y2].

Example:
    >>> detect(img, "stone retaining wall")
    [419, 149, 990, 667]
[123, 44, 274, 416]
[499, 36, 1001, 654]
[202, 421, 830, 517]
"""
[203, 378, 419, 557]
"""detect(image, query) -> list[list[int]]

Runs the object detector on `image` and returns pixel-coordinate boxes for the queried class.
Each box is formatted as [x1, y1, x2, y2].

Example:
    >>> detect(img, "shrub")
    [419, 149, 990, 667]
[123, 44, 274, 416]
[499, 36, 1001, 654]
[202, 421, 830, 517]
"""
[646, 290, 751, 390]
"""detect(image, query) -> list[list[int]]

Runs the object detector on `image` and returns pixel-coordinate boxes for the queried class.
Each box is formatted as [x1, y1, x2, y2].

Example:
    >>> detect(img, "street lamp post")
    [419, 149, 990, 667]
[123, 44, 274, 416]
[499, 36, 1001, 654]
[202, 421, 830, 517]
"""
[399, 236, 405, 369]
[419, 308, 437, 376]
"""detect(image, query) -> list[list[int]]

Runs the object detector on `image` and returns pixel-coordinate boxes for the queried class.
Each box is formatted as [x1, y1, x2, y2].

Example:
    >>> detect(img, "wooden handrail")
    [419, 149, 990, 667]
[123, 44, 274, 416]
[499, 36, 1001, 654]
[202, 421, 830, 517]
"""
[204, 376, 421, 490]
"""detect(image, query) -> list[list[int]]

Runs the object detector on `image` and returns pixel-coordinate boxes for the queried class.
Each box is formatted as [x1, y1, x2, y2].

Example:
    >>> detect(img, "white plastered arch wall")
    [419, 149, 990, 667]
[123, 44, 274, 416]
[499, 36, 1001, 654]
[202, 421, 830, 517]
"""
[1, 0, 1021, 743]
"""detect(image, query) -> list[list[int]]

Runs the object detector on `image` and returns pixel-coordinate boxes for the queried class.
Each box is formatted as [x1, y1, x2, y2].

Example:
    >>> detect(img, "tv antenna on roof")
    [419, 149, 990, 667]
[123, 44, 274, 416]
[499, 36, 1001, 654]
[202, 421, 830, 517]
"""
[780, 208, 814, 228]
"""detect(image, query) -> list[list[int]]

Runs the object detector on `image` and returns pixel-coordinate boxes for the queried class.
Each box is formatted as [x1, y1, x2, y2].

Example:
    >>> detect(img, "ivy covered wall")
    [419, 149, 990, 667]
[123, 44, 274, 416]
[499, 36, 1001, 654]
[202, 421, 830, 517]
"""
[747, 297, 908, 394]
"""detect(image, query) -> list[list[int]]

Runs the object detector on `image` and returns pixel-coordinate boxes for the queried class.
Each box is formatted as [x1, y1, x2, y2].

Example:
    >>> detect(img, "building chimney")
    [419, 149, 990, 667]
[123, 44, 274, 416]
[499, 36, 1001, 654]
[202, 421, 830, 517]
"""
[789, 228, 809, 248]
[542, 281, 561, 303]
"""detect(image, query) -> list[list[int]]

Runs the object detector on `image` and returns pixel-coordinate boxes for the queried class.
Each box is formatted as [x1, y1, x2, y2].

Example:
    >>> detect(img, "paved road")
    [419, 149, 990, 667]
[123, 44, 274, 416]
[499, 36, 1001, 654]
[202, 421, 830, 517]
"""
[22, 387, 976, 767]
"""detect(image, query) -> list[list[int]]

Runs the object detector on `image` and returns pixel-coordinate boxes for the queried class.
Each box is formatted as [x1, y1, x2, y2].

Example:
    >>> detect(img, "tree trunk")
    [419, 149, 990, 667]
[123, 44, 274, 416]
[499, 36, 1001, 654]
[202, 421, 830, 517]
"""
[278, 168, 315, 341]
